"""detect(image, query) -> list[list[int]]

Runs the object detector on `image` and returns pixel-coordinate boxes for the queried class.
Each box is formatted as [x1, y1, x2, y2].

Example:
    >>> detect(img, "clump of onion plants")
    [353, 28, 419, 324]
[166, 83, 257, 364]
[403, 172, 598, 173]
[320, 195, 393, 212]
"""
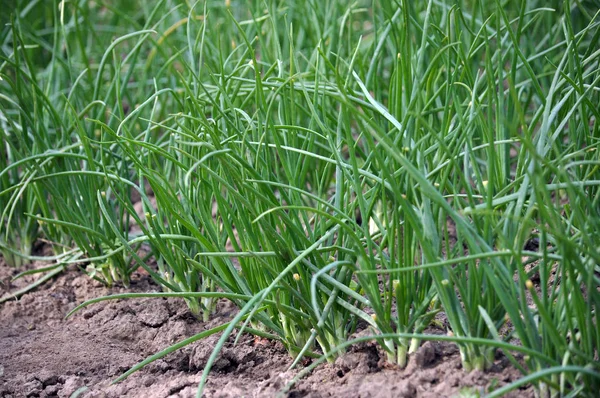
[4, 0, 600, 397]
[0, 140, 38, 267]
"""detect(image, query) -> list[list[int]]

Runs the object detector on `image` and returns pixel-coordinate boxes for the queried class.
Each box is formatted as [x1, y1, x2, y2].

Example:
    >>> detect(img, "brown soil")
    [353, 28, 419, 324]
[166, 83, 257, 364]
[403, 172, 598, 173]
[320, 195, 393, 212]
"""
[1, 257, 535, 398]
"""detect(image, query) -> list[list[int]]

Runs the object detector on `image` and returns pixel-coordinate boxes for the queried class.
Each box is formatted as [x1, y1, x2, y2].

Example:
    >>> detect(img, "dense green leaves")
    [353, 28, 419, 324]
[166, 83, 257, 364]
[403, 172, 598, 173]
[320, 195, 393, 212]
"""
[1, 0, 599, 396]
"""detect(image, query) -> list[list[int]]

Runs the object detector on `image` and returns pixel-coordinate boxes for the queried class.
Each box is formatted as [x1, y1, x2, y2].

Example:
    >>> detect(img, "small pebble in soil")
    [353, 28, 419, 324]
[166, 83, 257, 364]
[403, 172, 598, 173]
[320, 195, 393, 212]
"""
[57, 376, 83, 398]
[335, 352, 361, 372]
[44, 384, 60, 396]
[415, 341, 437, 367]
[23, 379, 43, 397]
[143, 376, 154, 387]
[37, 370, 59, 387]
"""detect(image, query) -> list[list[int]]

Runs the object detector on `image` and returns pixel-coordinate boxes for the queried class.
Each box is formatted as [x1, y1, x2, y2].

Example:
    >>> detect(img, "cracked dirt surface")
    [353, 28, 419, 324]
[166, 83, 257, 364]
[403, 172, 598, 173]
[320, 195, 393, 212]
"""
[1, 256, 534, 398]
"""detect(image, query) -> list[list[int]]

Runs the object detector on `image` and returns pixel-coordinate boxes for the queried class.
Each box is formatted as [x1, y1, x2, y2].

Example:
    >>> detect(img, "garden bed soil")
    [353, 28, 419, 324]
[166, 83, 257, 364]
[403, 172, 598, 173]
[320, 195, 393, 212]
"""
[1, 257, 534, 398]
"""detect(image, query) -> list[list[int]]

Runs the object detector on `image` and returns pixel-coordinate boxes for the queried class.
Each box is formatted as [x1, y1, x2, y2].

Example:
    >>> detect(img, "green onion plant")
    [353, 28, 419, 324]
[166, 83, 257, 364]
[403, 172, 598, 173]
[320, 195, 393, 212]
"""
[2, 0, 599, 397]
